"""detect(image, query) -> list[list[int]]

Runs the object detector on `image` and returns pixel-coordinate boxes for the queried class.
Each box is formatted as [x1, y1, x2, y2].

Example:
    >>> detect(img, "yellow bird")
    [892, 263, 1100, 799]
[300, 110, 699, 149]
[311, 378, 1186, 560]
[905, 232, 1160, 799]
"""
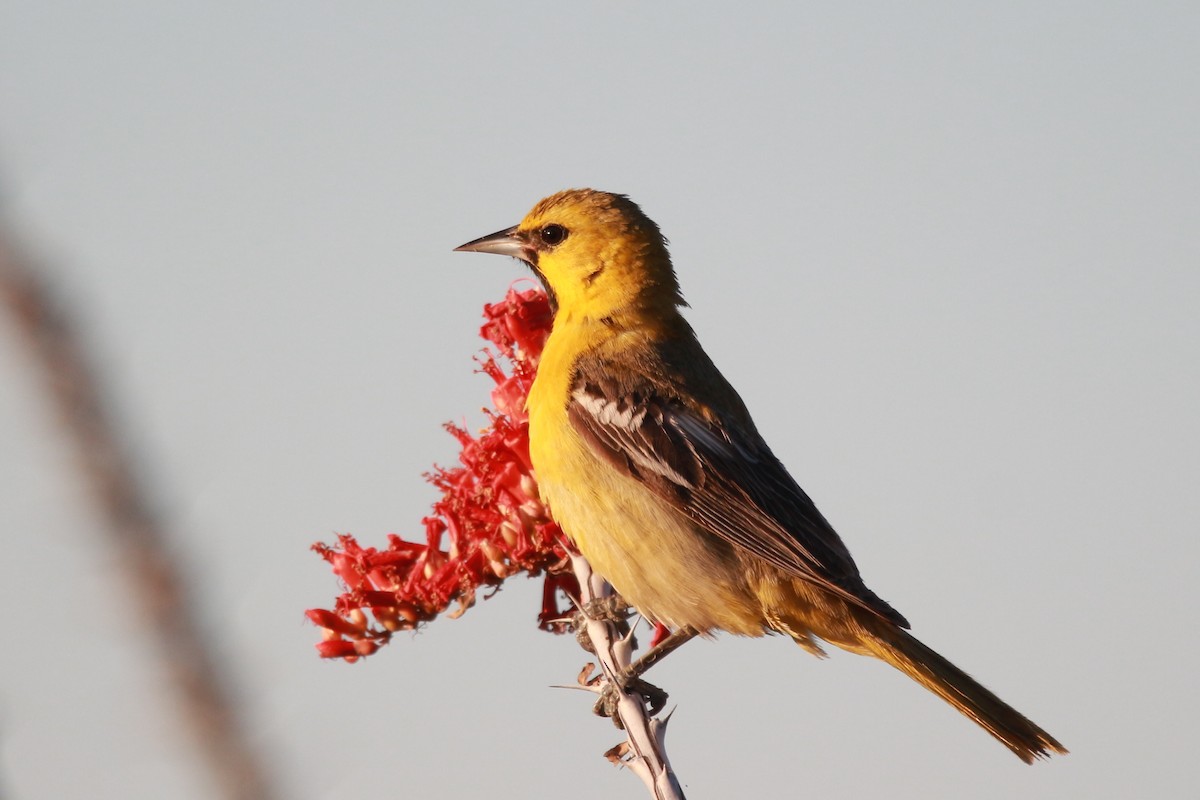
[456, 188, 1066, 763]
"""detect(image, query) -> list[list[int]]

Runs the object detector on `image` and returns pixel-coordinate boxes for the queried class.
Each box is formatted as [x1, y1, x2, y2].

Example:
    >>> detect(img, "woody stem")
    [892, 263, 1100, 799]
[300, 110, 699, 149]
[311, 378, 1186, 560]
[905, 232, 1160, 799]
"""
[570, 554, 686, 800]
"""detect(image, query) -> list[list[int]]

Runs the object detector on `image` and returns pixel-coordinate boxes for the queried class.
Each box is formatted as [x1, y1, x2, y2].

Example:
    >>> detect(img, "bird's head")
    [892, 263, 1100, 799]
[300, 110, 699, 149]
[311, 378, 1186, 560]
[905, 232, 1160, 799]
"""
[456, 189, 685, 321]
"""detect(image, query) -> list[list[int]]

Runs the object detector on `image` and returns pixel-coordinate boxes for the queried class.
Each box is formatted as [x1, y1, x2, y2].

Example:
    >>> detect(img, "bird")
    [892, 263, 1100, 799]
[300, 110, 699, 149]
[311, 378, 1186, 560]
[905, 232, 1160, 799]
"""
[455, 188, 1066, 763]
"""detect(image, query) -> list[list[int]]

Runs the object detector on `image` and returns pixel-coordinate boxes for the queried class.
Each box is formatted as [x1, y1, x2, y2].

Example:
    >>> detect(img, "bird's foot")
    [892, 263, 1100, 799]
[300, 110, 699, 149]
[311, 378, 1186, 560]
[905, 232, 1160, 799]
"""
[592, 673, 670, 727]
[573, 594, 634, 654]
[583, 594, 632, 623]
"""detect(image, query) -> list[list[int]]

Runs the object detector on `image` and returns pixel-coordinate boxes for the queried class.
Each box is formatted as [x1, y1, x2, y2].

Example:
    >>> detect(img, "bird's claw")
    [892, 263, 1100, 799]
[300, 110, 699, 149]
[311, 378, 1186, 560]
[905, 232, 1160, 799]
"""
[583, 595, 632, 623]
[592, 673, 670, 728]
[573, 594, 635, 655]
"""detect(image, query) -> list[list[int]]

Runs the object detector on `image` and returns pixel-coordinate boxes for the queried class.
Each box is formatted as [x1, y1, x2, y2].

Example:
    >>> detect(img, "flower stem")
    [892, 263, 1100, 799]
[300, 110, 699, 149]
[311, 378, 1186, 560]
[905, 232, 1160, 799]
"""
[570, 554, 686, 800]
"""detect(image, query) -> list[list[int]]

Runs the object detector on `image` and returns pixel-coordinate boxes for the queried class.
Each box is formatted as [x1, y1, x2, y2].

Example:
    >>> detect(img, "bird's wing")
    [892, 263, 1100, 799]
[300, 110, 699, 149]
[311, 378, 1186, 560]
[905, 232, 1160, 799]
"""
[568, 368, 909, 629]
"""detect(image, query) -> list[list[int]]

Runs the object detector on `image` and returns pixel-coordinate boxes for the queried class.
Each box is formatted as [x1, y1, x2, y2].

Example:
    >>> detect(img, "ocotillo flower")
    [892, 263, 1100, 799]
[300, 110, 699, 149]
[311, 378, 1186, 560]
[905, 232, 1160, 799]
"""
[308, 286, 578, 661]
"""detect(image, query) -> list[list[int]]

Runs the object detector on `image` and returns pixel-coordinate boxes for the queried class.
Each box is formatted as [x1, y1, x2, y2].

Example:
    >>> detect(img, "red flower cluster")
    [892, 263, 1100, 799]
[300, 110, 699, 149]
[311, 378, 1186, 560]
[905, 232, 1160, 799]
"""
[308, 286, 579, 661]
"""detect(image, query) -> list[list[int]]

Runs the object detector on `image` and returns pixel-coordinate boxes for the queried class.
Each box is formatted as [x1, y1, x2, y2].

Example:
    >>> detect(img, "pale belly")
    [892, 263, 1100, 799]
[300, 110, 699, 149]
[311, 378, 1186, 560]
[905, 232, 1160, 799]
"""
[531, 421, 765, 636]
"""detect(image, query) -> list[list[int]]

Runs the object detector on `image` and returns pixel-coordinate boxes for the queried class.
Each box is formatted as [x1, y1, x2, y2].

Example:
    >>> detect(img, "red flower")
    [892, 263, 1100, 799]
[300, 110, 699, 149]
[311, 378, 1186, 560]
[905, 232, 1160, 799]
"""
[309, 286, 579, 661]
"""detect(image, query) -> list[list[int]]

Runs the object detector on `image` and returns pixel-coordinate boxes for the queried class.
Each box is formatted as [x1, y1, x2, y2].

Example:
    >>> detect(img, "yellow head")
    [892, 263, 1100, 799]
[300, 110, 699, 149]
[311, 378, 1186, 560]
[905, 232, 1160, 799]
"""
[456, 189, 686, 321]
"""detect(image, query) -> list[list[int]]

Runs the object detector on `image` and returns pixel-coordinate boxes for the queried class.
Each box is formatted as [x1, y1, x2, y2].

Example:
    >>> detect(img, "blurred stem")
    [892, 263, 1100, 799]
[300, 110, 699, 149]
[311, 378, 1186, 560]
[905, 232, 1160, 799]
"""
[571, 554, 685, 800]
[0, 233, 280, 800]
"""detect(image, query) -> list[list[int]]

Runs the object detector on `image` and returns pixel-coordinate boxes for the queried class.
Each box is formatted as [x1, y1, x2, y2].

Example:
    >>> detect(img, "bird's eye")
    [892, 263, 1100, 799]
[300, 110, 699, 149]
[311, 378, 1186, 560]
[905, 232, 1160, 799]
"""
[539, 224, 568, 246]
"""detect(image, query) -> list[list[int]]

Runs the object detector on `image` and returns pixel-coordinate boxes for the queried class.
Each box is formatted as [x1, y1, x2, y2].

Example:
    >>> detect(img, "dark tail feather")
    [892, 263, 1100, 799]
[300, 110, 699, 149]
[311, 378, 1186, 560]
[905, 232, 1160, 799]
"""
[864, 626, 1067, 763]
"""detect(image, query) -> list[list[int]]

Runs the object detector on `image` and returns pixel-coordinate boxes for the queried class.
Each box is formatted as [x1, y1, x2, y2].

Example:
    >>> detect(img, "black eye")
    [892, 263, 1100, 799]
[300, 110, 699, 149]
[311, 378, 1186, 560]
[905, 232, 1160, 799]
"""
[538, 224, 568, 246]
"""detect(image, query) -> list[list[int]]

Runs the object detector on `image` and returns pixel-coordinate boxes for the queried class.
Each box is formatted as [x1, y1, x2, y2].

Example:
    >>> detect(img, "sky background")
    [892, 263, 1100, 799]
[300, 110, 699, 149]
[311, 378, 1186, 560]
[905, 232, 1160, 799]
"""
[1, 3, 1197, 798]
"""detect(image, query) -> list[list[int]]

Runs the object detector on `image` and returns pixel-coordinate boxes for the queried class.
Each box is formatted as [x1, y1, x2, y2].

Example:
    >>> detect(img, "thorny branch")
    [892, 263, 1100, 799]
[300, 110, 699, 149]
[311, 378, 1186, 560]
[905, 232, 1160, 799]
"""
[571, 555, 686, 800]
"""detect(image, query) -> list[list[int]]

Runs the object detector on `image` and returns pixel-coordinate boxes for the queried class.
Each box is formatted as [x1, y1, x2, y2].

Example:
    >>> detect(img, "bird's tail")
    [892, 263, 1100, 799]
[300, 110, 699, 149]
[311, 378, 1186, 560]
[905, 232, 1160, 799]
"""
[863, 625, 1067, 763]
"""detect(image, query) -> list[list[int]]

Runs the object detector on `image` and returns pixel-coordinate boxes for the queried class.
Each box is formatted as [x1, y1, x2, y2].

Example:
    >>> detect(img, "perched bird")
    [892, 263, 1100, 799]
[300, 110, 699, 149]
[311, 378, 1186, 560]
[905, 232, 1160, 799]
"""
[456, 189, 1066, 762]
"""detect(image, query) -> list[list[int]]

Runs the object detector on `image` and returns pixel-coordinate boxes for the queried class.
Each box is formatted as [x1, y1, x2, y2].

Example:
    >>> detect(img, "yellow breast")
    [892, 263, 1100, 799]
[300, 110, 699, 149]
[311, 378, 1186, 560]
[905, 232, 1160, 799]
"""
[526, 322, 764, 634]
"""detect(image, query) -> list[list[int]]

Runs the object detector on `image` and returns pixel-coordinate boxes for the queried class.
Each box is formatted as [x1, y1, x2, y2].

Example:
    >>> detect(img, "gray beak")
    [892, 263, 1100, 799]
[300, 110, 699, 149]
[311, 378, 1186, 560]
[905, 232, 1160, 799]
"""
[454, 225, 531, 262]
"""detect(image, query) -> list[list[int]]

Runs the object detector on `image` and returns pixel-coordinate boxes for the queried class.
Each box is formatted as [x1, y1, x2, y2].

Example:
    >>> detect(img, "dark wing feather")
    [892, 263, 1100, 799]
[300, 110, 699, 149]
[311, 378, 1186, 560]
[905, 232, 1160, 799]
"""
[569, 366, 909, 629]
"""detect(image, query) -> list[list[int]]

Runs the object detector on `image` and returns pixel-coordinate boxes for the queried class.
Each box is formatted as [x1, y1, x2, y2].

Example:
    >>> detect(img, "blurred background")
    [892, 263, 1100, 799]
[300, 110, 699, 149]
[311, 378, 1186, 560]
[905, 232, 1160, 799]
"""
[1, 3, 1196, 798]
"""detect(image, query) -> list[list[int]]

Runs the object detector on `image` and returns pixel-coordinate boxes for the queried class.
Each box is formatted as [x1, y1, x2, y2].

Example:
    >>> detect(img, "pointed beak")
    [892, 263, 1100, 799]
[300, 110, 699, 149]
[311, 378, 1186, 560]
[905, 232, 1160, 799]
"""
[454, 225, 532, 263]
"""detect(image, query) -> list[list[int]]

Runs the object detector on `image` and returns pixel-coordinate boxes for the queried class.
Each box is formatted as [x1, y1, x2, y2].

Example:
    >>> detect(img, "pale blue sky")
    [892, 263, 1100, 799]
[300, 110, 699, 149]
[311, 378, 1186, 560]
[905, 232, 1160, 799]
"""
[2, 3, 1197, 798]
